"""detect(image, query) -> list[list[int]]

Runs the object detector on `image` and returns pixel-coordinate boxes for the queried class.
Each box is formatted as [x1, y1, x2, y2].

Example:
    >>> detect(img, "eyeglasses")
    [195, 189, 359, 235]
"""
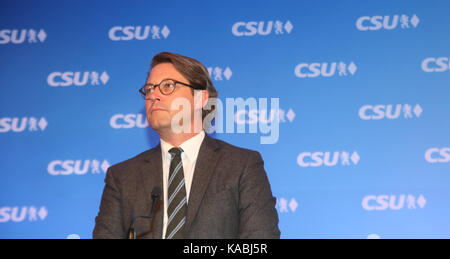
[139, 78, 200, 99]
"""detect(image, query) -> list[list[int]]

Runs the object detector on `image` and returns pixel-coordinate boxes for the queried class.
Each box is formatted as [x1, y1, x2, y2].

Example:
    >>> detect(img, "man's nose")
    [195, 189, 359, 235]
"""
[147, 86, 162, 102]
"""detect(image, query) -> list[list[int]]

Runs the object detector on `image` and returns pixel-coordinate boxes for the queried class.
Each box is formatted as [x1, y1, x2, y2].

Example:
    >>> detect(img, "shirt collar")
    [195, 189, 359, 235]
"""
[160, 130, 206, 163]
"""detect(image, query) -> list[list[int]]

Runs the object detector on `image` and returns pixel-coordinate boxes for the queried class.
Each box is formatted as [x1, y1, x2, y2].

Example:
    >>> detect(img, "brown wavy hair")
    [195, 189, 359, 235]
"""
[150, 52, 218, 121]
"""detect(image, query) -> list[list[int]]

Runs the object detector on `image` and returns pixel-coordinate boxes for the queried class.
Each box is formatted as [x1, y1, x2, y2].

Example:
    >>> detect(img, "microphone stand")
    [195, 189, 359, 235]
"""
[128, 188, 161, 239]
[128, 215, 152, 239]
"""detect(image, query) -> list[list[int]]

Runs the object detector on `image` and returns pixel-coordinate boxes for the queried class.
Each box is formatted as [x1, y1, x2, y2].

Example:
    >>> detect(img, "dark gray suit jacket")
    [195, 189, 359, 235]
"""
[93, 135, 280, 239]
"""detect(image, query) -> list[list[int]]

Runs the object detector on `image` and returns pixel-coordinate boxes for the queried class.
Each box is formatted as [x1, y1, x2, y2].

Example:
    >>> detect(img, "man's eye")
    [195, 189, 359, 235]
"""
[164, 83, 175, 89]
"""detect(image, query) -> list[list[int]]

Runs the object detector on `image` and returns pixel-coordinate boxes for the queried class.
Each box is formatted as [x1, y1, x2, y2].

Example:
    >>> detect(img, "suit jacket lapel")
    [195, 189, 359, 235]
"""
[184, 135, 221, 235]
[139, 144, 164, 239]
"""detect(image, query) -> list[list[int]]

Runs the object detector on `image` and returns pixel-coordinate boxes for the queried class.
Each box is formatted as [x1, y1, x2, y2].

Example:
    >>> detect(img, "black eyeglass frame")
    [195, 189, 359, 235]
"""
[139, 78, 204, 98]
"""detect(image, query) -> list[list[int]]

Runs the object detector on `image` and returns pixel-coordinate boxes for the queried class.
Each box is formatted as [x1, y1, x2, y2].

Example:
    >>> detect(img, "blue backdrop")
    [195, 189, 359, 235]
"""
[1, 0, 449, 239]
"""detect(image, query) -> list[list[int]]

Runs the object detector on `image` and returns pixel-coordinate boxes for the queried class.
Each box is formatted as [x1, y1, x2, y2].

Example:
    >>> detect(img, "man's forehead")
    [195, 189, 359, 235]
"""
[146, 63, 187, 83]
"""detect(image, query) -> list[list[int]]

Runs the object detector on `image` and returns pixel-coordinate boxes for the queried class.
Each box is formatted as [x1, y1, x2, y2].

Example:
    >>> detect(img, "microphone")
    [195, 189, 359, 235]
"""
[127, 186, 162, 239]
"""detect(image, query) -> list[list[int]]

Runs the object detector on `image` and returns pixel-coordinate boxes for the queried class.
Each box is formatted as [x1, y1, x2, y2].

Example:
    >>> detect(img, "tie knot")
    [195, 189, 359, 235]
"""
[169, 147, 183, 157]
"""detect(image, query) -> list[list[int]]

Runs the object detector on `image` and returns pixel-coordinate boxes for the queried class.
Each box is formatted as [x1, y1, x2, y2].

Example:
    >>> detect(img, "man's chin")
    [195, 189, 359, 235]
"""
[148, 119, 171, 132]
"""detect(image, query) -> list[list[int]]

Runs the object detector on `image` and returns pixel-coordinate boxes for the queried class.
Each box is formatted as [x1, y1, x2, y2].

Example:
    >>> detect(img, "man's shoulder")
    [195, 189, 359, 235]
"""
[107, 146, 159, 176]
[208, 136, 262, 161]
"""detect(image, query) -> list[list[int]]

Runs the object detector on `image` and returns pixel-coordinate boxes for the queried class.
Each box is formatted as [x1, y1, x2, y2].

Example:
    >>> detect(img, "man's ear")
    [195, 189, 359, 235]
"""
[193, 89, 209, 110]
[201, 89, 209, 108]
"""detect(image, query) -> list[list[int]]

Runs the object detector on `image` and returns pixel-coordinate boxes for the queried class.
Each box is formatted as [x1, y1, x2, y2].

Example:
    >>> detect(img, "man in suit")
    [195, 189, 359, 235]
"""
[93, 52, 280, 239]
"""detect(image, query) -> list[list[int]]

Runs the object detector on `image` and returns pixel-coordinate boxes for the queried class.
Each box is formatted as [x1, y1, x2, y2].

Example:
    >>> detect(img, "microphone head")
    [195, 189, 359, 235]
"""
[151, 186, 162, 200]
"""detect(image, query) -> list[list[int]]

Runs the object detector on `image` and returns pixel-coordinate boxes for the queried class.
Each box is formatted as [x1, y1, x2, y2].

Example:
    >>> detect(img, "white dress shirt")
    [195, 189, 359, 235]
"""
[160, 130, 205, 239]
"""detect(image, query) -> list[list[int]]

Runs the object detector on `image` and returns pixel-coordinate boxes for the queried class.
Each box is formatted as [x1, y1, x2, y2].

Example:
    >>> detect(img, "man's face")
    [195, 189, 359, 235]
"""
[145, 63, 198, 134]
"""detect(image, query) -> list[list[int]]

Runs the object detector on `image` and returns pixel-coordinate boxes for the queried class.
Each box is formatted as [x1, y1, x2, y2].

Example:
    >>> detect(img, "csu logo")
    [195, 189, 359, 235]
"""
[297, 151, 360, 167]
[356, 14, 420, 31]
[47, 71, 109, 87]
[362, 194, 426, 211]
[0, 117, 47, 133]
[235, 108, 295, 125]
[232, 20, 293, 36]
[108, 25, 170, 41]
[207, 67, 232, 81]
[421, 57, 450, 72]
[276, 198, 298, 213]
[359, 104, 422, 120]
[0, 206, 48, 223]
[425, 147, 450, 163]
[0, 29, 46, 44]
[295, 61, 357, 78]
[110, 113, 148, 129]
[48, 159, 110, 176]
